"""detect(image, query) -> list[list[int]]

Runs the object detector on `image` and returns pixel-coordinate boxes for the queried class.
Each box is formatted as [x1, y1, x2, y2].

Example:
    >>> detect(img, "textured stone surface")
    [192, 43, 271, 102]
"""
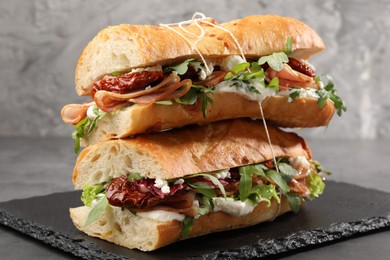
[0, 0, 389, 139]
[1, 181, 389, 259]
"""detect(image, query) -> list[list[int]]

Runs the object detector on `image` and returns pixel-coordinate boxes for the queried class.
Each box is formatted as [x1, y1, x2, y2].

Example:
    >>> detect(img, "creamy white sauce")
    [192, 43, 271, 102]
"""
[214, 78, 276, 102]
[154, 179, 170, 194]
[87, 105, 97, 120]
[220, 55, 246, 71]
[137, 210, 185, 222]
[278, 88, 319, 99]
[212, 197, 256, 216]
[198, 62, 214, 80]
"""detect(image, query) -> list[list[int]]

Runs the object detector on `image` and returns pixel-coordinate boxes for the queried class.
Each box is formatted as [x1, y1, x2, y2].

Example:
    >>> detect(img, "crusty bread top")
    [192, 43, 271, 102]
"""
[75, 15, 324, 96]
[73, 119, 311, 188]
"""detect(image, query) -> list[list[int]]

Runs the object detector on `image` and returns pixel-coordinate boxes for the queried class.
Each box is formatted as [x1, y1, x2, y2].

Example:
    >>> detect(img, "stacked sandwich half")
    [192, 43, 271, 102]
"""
[61, 14, 345, 251]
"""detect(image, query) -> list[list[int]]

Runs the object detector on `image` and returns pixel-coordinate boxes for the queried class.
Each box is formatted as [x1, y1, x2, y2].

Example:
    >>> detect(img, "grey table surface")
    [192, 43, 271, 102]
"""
[0, 137, 389, 259]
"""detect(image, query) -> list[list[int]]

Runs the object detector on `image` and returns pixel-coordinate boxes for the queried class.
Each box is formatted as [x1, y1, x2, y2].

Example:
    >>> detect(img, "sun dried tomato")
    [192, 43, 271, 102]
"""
[288, 58, 316, 78]
[92, 71, 164, 97]
[105, 176, 161, 209]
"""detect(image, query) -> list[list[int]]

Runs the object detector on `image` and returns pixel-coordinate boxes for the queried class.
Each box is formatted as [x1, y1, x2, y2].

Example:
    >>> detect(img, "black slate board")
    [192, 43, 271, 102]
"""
[0, 181, 389, 260]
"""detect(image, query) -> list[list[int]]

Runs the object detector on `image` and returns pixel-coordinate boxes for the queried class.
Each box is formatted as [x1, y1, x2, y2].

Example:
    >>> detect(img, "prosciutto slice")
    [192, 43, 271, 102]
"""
[61, 101, 95, 125]
[94, 74, 192, 112]
[265, 64, 316, 90]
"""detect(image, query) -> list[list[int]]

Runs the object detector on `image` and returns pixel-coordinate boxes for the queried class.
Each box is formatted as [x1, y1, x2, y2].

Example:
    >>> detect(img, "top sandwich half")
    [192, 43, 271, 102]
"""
[62, 14, 345, 150]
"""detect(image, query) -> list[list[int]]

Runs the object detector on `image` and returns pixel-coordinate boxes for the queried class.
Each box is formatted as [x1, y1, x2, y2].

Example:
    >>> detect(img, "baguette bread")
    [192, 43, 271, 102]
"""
[81, 94, 335, 146]
[73, 119, 311, 188]
[70, 196, 291, 251]
[76, 15, 324, 96]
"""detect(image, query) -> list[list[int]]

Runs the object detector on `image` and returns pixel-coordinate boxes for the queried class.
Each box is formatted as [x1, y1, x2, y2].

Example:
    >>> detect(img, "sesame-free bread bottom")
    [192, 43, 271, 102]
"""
[70, 197, 291, 251]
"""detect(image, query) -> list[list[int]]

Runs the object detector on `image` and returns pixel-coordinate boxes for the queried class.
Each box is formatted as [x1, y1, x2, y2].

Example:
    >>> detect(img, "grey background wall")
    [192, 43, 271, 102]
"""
[1, 0, 389, 140]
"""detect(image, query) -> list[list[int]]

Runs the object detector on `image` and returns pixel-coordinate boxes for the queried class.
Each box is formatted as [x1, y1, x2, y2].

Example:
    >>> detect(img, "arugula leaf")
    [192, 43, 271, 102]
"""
[88, 106, 106, 135]
[249, 86, 261, 94]
[232, 62, 250, 74]
[181, 216, 195, 238]
[81, 183, 105, 207]
[240, 164, 267, 178]
[176, 85, 214, 118]
[286, 193, 301, 213]
[266, 77, 279, 91]
[185, 173, 226, 198]
[238, 167, 252, 202]
[199, 92, 214, 119]
[248, 184, 280, 206]
[169, 59, 194, 75]
[288, 89, 301, 102]
[187, 181, 217, 198]
[128, 172, 142, 182]
[278, 163, 298, 178]
[258, 52, 289, 72]
[72, 106, 106, 154]
[238, 164, 268, 201]
[307, 171, 325, 199]
[265, 170, 290, 194]
[225, 61, 265, 82]
[316, 75, 346, 116]
[175, 88, 198, 105]
[84, 194, 108, 227]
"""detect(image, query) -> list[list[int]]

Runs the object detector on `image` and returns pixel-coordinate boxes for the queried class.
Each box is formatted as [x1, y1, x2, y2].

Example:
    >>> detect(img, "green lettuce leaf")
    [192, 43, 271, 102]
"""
[307, 171, 325, 199]
[248, 184, 280, 206]
[81, 183, 105, 207]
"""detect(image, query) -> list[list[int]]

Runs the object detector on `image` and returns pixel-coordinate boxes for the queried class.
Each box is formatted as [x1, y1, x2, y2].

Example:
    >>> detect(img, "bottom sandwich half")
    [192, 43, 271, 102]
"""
[70, 119, 327, 251]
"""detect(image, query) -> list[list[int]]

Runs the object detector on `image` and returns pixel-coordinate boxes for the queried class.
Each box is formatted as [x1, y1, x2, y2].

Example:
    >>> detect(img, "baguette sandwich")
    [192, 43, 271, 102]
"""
[70, 119, 327, 251]
[61, 14, 345, 151]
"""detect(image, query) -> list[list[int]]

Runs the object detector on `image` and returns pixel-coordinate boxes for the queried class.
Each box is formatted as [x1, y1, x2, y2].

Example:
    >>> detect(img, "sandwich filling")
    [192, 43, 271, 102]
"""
[81, 156, 327, 238]
[63, 47, 345, 153]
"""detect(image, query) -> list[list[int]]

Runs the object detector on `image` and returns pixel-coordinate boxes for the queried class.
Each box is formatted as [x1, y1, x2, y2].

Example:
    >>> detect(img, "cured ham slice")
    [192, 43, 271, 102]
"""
[265, 64, 316, 90]
[61, 101, 95, 124]
[94, 74, 192, 112]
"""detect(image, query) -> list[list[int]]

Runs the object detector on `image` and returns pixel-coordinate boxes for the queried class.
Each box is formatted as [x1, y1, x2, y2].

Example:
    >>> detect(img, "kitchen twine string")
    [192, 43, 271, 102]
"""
[160, 12, 247, 74]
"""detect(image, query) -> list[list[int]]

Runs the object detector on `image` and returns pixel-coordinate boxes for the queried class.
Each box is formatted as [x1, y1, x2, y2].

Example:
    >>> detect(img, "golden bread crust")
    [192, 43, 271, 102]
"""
[73, 119, 311, 188]
[81, 94, 335, 146]
[70, 197, 291, 251]
[75, 15, 324, 96]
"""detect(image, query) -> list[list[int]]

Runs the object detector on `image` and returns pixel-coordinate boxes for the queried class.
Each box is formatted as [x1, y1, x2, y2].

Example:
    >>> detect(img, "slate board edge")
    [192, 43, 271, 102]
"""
[185, 215, 390, 260]
[1, 208, 390, 260]
[0, 210, 130, 260]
